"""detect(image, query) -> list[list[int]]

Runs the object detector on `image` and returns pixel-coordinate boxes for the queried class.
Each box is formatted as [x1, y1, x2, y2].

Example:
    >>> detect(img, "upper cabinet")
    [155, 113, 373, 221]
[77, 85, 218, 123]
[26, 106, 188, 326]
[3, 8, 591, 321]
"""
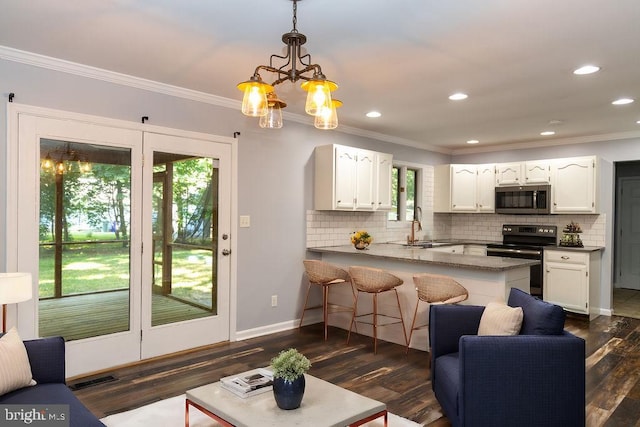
[314, 144, 393, 211]
[496, 160, 551, 186]
[551, 156, 597, 213]
[434, 164, 496, 213]
[436, 155, 598, 214]
[495, 163, 522, 186]
[523, 160, 551, 184]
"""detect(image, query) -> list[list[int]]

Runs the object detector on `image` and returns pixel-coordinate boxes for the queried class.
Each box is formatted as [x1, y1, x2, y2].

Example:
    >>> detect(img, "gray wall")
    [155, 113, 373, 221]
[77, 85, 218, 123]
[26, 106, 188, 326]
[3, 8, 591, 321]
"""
[0, 57, 450, 333]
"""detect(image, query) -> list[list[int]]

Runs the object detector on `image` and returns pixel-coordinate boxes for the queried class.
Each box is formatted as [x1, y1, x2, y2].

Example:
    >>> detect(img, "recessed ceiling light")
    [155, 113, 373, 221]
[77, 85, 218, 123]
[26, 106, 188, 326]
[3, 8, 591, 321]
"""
[366, 111, 382, 118]
[637, 120, 640, 124]
[466, 139, 479, 144]
[573, 65, 600, 75]
[612, 98, 634, 105]
[449, 93, 468, 101]
[540, 131, 555, 136]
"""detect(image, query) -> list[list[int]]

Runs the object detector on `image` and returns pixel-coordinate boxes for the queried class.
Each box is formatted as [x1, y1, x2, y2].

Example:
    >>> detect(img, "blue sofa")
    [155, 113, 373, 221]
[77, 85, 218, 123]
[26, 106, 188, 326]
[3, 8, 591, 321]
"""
[429, 288, 585, 427]
[0, 336, 104, 426]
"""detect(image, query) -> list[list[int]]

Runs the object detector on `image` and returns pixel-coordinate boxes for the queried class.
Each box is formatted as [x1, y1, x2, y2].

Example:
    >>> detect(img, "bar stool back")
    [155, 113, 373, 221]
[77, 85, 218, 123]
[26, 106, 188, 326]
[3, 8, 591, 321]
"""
[407, 273, 468, 353]
[300, 260, 356, 341]
[347, 266, 408, 354]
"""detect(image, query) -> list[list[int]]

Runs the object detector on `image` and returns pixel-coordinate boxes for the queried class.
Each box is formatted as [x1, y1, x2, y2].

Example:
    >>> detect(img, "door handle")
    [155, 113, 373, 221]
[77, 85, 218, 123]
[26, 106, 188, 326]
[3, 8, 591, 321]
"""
[222, 249, 231, 256]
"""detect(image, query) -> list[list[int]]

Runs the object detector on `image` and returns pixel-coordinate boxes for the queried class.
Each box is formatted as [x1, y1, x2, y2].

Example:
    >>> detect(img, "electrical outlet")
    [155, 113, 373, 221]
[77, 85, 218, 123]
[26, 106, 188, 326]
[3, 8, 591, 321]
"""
[239, 215, 251, 228]
[271, 295, 278, 307]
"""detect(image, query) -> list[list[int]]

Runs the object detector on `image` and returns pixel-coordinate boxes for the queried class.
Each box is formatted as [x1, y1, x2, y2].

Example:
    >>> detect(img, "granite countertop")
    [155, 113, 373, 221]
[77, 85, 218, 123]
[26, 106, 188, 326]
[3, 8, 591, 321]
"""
[547, 245, 604, 252]
[307, 244, 539, 272]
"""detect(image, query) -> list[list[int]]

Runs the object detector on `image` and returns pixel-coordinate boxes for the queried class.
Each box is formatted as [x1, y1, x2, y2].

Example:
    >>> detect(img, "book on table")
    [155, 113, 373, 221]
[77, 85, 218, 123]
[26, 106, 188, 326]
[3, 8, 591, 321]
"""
[220, 367, 274, 398]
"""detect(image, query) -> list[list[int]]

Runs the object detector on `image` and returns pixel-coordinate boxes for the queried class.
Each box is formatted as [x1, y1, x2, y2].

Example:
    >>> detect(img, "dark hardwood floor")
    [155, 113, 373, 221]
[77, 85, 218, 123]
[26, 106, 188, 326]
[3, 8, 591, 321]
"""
[70, 314, 640, 426]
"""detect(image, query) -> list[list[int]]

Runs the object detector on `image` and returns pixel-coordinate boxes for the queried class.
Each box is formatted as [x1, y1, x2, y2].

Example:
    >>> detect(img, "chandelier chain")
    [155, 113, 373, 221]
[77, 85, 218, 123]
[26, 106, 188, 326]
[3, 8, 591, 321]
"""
[292, 0, 298, 32]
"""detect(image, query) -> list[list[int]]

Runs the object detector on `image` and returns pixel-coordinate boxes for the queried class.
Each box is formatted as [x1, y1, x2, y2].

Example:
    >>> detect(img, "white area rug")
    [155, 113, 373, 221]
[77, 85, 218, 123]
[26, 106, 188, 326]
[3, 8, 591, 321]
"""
[101, 394, 422, 427]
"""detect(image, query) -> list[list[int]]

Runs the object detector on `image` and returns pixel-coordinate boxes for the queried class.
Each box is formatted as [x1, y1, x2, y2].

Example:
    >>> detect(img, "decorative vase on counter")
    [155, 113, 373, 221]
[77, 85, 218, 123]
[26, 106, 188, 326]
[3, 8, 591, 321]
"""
[273, 375, 305, 410]
[350, 230, 372, 250]
[354, 241, 369, 250]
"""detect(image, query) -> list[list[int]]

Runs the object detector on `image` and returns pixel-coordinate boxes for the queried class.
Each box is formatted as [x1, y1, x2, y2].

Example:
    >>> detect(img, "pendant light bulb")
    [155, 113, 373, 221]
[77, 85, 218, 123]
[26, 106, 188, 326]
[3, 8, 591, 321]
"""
[237, 76, 274, 117]
[301, 79, 338, 116]
[314, 99, 341, 130]
[259, 92, 287, 129]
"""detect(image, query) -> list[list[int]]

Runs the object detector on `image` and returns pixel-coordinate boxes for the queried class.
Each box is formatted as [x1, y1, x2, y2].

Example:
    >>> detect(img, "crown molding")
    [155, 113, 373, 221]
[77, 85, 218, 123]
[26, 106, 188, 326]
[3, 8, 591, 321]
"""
[451, 130, 640, 156]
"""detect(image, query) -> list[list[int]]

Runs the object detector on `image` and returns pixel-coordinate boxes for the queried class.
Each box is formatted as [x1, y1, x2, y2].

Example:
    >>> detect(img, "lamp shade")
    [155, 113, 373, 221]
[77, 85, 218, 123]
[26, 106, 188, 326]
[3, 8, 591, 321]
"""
[0, 273, 33, 304]
[301, 79, 337, 116]
[314, 99, 342, 130]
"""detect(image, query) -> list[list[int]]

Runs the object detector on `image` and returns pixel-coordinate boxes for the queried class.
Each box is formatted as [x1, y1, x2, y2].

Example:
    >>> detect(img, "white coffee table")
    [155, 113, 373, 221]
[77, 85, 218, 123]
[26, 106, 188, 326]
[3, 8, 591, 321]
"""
[185, 374, 387, 427]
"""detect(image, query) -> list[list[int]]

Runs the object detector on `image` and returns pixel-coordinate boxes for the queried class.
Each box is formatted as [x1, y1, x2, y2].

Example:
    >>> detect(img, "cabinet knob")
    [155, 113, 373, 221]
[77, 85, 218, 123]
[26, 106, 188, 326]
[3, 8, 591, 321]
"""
[561, 256, 570, 260]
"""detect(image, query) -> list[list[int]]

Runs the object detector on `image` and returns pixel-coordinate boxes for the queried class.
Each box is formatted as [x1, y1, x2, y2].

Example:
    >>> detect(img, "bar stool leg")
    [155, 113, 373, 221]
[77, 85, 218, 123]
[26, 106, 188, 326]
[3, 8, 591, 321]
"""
[347, 291, 360, 345]
[299, 283, 313, 331]
[393, 288, 408, 347]
[406, 298, 421, 354]
[322, 284, 330, 341]
[373, 293, 378, 354]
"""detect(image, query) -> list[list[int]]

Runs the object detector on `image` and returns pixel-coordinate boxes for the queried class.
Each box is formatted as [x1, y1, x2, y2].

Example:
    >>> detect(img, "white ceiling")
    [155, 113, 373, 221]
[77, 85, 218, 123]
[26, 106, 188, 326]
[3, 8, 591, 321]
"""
[1, 0, 640, 153]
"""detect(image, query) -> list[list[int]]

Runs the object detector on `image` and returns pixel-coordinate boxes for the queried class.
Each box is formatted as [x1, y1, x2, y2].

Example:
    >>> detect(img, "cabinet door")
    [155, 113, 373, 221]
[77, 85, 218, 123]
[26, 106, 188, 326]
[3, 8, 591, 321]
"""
[375, 153, 393, 210]
[355, 149, 375, 209]
[524, 160, 550, 184]
[495, 163, 522, 186]
[551, 157, 595, 213]
[451, 165, 477, 211]
[544, 261, 588, 313]
[334, 146, 357, 209]
[477, 164, 496, 212]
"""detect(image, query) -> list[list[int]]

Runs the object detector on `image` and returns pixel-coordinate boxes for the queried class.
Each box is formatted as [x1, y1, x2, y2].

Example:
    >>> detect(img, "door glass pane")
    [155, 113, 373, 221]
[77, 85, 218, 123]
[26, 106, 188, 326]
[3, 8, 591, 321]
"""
[151, 153, 217, 327]
[39, 139, 132, 341]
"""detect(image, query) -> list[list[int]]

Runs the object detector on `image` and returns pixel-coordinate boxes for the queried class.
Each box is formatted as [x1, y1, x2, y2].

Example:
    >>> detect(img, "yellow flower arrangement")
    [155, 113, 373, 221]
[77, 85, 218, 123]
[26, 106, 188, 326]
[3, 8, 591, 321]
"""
[350, 230, 373, 245]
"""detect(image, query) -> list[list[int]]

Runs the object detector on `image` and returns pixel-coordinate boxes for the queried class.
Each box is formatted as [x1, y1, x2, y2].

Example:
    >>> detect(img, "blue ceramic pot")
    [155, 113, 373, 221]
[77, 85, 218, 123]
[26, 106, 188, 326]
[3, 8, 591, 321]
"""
[273, 375, 305, 410]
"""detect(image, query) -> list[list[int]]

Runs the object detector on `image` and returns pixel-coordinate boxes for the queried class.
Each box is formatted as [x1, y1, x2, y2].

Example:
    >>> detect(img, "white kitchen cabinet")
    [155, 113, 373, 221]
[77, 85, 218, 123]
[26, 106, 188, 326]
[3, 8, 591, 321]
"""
[495, 163, 522, 186]
[551, 156, 597, 213]
[477, 164, 496, 212]
[314, 144, 392, 211]
[523, 160, 551, 184]
[434, 164, 495, 213]
[375, 152, 393, 210]
[544, 249, 601, 318]
[429, 244, 465, 254]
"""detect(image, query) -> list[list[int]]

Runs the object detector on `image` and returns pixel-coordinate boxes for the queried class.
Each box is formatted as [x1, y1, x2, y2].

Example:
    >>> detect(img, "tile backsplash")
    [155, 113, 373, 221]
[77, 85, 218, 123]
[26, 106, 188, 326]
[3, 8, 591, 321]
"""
[306, 211, 606, 248]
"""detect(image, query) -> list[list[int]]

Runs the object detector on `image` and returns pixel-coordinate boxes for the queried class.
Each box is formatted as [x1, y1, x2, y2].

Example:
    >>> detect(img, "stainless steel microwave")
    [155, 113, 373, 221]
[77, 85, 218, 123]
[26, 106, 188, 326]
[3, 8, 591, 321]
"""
[495, 185, 551, 214]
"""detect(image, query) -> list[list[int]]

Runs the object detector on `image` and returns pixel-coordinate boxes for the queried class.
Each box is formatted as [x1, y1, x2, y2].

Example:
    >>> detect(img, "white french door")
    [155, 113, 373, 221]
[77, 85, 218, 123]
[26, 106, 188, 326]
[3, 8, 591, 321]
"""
[141, 132, 232, 358]
[11, 107, 234, 376]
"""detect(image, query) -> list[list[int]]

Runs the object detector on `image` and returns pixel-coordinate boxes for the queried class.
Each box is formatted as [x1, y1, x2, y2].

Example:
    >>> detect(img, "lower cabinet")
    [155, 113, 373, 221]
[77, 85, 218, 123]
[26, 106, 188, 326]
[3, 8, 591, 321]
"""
[544, 249, 601, 318]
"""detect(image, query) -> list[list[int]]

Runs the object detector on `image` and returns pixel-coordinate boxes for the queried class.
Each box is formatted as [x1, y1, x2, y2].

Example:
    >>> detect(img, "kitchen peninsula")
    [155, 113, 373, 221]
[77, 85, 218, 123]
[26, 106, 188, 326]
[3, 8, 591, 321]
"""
[306, 243, 538, 351]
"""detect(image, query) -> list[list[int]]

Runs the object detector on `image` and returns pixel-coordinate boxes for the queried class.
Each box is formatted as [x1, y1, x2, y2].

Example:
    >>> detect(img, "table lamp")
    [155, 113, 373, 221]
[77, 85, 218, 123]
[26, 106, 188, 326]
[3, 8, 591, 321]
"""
[0, 272, 33, 333]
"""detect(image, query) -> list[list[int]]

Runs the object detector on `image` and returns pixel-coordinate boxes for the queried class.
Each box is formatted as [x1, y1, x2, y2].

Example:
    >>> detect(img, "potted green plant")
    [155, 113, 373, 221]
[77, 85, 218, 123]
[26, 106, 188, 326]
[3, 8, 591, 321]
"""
[270, 348, 311, 410]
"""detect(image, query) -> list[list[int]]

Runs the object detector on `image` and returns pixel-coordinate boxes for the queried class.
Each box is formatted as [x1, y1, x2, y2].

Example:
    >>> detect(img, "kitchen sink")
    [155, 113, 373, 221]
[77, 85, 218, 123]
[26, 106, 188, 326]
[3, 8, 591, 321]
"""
[387, 241, 450, 249]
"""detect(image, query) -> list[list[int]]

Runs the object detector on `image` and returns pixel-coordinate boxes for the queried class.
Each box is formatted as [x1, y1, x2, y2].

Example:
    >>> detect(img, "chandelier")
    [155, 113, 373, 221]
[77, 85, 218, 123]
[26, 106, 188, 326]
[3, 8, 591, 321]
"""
[237, 0, 341, 130]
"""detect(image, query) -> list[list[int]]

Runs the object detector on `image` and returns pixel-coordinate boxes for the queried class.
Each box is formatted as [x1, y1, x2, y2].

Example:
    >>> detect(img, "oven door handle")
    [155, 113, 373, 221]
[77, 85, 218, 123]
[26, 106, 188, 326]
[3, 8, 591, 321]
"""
[487, 248, 542, 256]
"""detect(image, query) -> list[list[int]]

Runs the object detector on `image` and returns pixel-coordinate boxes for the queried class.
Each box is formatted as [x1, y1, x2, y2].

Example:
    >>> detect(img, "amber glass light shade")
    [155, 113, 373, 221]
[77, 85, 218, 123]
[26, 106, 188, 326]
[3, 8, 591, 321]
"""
[314, 99, 342, 130]
[259, 93, 287, 129]
[237, 79, 274, 117]
[301, 79, 337, 116]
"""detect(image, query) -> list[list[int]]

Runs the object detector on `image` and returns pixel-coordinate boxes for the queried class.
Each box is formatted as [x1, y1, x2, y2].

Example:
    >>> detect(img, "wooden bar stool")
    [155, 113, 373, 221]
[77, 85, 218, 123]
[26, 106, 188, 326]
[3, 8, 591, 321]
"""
[300, 260, 356, 341]
[407, 273, 468, 353]
[347, 266, 408, 354]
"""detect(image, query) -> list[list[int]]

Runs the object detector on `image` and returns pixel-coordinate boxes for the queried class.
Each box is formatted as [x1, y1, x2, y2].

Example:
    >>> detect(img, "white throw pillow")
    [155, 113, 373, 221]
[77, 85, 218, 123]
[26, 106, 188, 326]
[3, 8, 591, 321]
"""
[0, 327, 35, 396]
[478, 301, 524, 336]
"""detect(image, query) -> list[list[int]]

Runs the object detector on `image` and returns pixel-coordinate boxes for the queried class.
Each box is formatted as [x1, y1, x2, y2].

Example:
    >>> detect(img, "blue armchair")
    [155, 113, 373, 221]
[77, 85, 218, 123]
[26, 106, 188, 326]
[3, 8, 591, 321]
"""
[0, 336, 104, 426]
[429, 288, 585, 427]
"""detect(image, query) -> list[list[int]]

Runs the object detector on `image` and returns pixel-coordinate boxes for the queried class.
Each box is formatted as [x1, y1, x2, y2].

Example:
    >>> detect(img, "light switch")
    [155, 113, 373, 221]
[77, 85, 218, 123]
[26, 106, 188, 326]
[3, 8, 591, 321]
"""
[239, 215, 251, 228]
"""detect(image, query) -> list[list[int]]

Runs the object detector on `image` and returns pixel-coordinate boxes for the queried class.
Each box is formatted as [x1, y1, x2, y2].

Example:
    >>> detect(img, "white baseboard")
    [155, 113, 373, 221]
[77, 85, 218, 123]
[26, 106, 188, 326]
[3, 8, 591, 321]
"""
[235, 312, 322, 341]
